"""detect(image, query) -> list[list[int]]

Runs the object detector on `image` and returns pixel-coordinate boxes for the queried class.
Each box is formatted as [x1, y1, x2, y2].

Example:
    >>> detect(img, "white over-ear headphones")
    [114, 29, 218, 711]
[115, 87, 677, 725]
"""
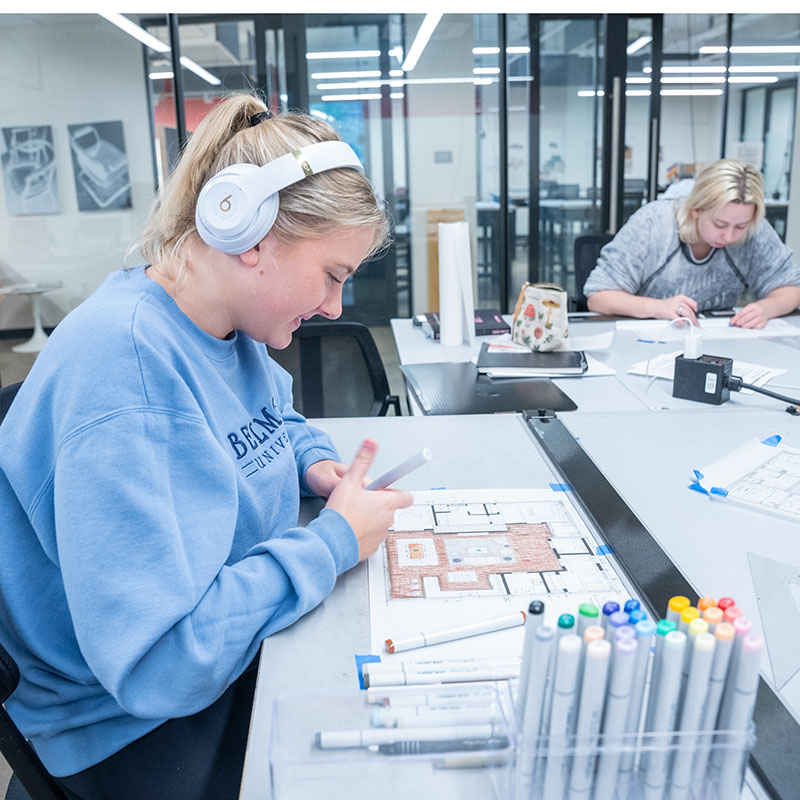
[195, 140, 365, 254]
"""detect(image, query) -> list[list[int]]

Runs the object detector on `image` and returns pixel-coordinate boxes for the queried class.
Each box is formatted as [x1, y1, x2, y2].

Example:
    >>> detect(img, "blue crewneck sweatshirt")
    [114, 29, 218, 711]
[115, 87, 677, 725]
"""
[0, 265, 359, 776]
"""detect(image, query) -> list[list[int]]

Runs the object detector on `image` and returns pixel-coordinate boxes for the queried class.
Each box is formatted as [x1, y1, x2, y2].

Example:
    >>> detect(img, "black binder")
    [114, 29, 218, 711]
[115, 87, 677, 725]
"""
[400, 362, 577, 415]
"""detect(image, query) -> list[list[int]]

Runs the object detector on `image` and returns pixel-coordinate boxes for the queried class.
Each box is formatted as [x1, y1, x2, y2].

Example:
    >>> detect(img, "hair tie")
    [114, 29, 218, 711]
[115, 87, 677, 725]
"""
[249, 110, 274, 126]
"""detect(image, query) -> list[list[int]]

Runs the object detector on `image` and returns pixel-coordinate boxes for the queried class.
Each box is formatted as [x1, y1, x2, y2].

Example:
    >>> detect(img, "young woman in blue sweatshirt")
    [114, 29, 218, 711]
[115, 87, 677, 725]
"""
[0, 94, 412, 799]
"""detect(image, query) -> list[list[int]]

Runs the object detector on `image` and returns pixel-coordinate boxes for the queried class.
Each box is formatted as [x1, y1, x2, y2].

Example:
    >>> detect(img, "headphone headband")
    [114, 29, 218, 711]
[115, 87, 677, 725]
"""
[195, 140, 365, 254]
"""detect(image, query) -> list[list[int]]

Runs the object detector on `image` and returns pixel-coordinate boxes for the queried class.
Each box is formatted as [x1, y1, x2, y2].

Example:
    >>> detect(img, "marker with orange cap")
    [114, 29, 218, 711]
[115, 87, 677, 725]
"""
[666, 595, 690, 624]
[702, 606, 724, 633]
[697, 596, 716, 612]
[384, 610, 526, 654]
[691, 621, 736, 786]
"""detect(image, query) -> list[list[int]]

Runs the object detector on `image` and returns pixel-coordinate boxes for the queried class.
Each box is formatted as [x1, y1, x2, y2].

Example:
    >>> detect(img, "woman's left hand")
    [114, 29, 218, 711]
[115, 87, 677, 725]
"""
[305, 459, 364, 498]
[730, 301, 769, 329]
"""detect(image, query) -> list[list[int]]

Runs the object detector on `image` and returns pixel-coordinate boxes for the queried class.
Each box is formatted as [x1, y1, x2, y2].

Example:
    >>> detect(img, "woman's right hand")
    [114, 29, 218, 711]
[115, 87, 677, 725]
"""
[325, 439, 413, 561]
[651, 294, 699, 325]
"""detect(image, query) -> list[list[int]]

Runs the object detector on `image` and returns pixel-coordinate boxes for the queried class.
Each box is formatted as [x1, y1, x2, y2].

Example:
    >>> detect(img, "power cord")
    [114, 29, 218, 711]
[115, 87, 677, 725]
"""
[644, 315, 698, 384]
[726, 374, 800, 415]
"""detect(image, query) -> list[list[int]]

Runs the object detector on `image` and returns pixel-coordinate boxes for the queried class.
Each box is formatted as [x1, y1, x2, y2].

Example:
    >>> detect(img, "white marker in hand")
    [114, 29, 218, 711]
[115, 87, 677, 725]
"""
[365, 447, 432, 491]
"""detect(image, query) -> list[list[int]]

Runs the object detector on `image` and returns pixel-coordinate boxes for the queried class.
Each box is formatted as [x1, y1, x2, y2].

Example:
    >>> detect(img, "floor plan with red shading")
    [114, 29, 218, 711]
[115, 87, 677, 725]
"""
[379, 491, 626, 602]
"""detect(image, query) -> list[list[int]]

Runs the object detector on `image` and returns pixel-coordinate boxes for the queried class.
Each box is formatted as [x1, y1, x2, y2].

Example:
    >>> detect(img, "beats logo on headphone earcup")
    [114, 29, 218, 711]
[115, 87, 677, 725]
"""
[195, 163, 280, 255]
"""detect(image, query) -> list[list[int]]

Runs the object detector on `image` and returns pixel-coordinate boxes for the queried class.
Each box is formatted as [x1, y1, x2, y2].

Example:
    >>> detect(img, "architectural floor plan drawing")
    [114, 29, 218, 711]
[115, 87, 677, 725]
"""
[695, 437, 800, 522]
[368, 488, 630, 659]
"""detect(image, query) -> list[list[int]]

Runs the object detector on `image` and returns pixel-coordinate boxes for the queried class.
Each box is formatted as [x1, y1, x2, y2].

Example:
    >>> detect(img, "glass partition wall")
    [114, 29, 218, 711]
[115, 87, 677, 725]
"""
[3, 12, 798, 345]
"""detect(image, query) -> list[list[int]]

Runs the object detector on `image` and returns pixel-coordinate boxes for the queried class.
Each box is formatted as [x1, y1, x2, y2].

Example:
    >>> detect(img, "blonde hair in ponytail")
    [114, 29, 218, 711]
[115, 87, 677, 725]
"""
[131, 94, 389, 279]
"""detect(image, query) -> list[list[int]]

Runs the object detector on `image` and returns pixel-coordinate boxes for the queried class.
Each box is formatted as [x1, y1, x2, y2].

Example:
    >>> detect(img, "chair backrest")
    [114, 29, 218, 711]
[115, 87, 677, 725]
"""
[0, 642, 71, 799]
[0, 382, 23, 426]
[573, 233, 614, 312]
[267, 321, 401, 418]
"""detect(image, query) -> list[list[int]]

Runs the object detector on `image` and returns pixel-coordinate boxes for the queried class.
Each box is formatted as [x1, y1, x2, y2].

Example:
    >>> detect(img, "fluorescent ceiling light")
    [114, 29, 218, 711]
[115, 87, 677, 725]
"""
[626, 77, 652, 84]
[661, 76, 725, 84]
[320, 93, 382, 101]
[149, 71, 174, 80]
[643, 66, 653, 73]
[389, 69, 404, 77]
[627, 35, 652, 55]
[728, 76, 779, 83]
[311, 70, 381, 79]
[473, 78, 493, 85]
[626, 89, 652, 96]
[307, 50, 380, 60]
[507, 46, 530, 54]
[179, 56, 221, 86]
[390, 92, 404, 100]
[662, 65, 726, 73]
[731, 45, 800, 54]
[577, 90, 605, 97]
[661, 89, 723, 96]
[388, 47, 403, 61]
[99, 12, 169, 53]
[509, 76, 534, 82]
[401, 13, 443, 72]
[473, 67, 500, 75]
[100, 14, 219, 86]
[728, 65, 800, 73]
[316, 81, 382, 90]
[473, 46, 500, 55]
[701, 45, 800, 54]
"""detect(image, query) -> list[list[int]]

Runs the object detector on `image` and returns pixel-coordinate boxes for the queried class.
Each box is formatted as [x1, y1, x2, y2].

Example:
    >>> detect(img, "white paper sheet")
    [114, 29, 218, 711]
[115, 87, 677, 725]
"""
[615, 316, 800, 342]
[367, 488, 630, 667]
[693, 437, 800, 523]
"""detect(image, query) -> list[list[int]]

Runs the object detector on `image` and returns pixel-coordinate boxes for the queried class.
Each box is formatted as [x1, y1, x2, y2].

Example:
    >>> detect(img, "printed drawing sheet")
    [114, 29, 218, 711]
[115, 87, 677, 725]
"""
[615, 316, 800, 341]
[367, 488, 630, 663]
[695, 437, 800, 523]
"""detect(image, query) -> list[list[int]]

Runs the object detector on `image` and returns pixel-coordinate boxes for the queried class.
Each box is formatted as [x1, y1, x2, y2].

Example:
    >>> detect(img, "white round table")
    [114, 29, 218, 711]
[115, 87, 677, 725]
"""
[2, 281, 63, 353]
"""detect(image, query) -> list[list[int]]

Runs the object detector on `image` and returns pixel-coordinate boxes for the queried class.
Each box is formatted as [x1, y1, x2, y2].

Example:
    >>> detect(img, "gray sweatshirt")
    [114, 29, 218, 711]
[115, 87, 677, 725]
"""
[583, 199, 800, 311]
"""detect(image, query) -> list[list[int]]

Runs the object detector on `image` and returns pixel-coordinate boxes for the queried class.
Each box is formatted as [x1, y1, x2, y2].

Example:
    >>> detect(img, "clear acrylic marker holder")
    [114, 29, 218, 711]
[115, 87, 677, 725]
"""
[270, 683, 516, 800]
[518, 724, 756, 800]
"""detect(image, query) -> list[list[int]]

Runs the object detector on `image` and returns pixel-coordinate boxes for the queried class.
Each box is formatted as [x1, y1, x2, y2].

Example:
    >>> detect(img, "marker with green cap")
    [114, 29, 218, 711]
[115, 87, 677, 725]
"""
[644, 618, 678, 734]
[577, 602, 599, 636]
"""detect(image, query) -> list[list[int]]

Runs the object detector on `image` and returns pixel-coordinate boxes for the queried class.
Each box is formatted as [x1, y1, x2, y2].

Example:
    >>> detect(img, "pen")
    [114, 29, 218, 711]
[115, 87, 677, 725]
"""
[366, 446, 432, 490]
[384, 610, 526, 653]
[377, 736, 510, 755]
[316, 723, 503, 748]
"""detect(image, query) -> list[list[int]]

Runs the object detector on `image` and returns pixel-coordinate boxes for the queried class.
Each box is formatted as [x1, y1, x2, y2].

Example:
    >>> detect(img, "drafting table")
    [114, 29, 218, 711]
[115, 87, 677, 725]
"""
[238, 409, 798, 799]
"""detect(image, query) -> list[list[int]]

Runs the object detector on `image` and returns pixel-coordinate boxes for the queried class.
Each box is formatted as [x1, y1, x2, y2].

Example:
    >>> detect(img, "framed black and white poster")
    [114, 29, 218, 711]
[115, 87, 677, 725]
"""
[0, 125, 60, 215]
[67, 120, 131, 211]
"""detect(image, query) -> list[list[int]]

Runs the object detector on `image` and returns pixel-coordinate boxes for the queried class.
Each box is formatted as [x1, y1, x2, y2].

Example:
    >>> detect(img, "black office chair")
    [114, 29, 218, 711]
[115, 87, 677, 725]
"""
[267, 321, 401, 418]
[573, 233, 614, 312]
[1, 643, 76, 800]
[1, 384, 78, 800]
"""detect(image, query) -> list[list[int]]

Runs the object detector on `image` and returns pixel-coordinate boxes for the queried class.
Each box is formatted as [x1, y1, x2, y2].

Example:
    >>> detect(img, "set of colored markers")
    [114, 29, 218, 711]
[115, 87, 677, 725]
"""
[515, 595, 762, 800]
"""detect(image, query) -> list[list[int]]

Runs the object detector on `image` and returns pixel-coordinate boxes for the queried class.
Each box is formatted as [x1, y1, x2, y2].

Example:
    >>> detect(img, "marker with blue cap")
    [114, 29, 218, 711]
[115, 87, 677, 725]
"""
[601, 601, 620, 631]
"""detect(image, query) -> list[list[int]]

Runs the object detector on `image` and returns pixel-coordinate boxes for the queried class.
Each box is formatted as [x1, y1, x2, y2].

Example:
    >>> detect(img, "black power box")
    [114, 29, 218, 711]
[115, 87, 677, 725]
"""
[672, 354, 733, 405]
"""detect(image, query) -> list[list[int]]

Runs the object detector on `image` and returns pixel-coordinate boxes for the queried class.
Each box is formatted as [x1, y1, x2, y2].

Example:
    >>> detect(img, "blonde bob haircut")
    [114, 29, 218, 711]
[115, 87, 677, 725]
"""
[675, 158, 765, 245]
[132, 94, 389, 279]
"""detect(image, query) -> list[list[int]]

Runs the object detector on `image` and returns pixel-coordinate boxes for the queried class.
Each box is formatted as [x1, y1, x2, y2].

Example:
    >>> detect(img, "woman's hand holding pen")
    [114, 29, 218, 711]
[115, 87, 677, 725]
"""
[651, 294, 698, 325]
[325, 439, 413, 561]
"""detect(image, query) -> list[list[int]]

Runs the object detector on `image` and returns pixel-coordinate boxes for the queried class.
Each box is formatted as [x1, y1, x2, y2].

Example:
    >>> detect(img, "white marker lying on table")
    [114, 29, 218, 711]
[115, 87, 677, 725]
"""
[385, 610, 526, 653]
[365, 447, 432, 490]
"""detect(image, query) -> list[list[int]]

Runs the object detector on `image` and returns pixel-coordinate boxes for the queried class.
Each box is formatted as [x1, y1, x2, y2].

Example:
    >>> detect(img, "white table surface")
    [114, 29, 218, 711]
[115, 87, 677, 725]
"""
[238, 408, 797, 799]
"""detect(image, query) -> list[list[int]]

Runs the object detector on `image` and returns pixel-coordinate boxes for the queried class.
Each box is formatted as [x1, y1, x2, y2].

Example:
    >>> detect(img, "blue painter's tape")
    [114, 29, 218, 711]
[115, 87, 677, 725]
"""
[693, 469, 704, 481]
[761, 435, 782, 447]
[430, 486, 447, 490]
[637, 338, 667, 344]
[710, 487, 729, 497]
[688, 482, 709, 495]
[355, 654, 382, 690]
[596, 545, 614, 556]
[550, 482, 571, 492]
